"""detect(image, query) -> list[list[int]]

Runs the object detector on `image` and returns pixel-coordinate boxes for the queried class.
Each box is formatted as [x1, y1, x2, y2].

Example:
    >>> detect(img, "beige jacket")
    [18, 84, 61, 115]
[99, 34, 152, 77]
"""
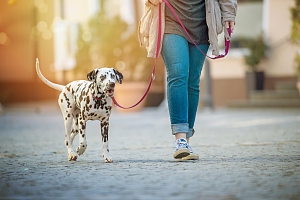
[138, 0, 237, 58]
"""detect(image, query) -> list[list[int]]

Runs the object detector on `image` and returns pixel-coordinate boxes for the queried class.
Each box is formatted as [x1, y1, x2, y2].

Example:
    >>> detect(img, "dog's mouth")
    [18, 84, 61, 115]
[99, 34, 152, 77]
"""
[106, 88, 115, 97]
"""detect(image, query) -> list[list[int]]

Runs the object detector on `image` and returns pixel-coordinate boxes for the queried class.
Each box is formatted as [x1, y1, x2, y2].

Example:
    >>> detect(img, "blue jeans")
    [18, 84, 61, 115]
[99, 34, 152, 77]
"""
[161, 34, 209, 138]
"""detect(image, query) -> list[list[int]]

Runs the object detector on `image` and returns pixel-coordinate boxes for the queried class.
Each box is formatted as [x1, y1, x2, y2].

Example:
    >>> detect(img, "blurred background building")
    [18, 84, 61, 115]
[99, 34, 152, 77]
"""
[0, 0, 299, 108]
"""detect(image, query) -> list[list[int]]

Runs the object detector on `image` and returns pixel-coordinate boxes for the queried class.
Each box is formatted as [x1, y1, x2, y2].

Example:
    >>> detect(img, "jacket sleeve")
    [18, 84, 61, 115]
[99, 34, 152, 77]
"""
[219, 0, 237, 41]
[219, 0, 237, 23]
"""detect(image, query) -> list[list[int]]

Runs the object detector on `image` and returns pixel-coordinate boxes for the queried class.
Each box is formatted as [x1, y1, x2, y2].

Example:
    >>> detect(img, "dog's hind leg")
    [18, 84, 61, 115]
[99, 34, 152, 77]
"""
[70, 108, 80, 144]
[59, 92, 78, 161]
[63, 114, 78, 161]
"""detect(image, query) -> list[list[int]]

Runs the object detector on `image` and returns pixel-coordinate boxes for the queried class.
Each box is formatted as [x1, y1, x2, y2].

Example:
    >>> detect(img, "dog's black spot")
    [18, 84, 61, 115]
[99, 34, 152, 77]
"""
[65, 141, 68, 146]
[66, 86, 71, 92]
[85, 106, 89, 113]
[63, 93, 71, 108]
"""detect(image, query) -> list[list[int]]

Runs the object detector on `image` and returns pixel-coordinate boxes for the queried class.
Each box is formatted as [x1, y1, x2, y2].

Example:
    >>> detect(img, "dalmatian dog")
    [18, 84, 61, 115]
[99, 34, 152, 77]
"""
[35, 59, 123, 163]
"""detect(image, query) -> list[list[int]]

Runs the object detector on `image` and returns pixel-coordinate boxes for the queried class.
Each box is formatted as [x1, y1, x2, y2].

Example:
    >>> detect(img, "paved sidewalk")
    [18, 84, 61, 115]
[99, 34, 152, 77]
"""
[0, 101, 299, 200]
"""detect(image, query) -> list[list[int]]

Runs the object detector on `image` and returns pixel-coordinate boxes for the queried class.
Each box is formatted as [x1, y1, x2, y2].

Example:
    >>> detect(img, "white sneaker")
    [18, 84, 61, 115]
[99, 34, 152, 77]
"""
[173, 138, 190, 159]
[181, 144, 199, 160]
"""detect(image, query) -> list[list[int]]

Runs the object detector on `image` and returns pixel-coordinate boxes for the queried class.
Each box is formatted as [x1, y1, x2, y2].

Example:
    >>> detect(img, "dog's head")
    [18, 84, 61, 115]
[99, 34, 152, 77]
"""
[87, 68, 123, 97]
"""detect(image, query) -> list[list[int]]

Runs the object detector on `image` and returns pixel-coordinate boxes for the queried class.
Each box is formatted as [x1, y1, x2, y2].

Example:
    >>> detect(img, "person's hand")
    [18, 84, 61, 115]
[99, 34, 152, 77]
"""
[225, 21, 235, 32]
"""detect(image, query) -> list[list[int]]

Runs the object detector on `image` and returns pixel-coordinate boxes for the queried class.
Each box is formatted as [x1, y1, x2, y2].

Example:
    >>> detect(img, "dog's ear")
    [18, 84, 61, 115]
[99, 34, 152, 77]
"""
[87, 69, 98, 82]
[114, 69, 123, 84]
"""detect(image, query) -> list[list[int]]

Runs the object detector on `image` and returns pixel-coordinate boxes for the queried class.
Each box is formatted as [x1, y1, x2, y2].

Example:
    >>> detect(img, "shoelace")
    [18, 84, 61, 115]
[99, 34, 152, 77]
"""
[173, 139, 194, 153]
[173, 139, 188, 149]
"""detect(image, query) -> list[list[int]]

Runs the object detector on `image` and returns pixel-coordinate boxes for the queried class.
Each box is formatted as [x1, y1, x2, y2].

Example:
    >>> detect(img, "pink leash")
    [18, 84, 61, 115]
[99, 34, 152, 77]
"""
[111, 3, 162, 109]
[112, 0, 231, 109]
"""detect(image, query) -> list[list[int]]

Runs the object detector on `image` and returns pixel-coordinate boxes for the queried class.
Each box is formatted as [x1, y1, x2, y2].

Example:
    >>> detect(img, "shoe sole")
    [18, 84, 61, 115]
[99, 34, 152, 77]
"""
[173, 148, 190, 159]
[181, 154, 199, 160]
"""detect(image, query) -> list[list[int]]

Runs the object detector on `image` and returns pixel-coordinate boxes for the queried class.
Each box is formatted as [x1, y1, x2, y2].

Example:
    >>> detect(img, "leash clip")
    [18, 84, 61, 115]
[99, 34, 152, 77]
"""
[152, 73, 155, 80]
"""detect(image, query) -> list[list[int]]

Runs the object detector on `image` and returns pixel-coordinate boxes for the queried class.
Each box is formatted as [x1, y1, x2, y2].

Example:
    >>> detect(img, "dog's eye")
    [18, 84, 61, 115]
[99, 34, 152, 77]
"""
[100, 75, 106, 81]
[110, 74, 115, 79]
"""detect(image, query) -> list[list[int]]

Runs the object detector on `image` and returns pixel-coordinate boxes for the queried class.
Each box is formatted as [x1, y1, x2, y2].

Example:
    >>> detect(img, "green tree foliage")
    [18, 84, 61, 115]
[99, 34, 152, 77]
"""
[241, 35, 267, 71]
[74, 4, 151, 81]
[291, 0, 300, 44]
[290, 0, 300, 78]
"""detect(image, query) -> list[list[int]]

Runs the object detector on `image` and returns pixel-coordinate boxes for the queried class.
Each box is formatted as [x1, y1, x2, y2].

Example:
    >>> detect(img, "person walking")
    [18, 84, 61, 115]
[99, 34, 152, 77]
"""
[139, 0, 237, 160]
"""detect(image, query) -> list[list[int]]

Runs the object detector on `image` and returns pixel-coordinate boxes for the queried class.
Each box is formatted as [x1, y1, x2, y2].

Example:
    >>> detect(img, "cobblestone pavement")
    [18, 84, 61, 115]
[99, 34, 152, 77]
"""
[0, 101, 299, 200]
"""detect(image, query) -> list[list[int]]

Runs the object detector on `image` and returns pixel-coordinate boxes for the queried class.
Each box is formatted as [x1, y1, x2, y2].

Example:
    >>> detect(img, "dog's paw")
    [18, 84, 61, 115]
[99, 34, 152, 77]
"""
[68, 152, 78, 161]
[104, 157, 113, 163]
[76, 143, 87, 156]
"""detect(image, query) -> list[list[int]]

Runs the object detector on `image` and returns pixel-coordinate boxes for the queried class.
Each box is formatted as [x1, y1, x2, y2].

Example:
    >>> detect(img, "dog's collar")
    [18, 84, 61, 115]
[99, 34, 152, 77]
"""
[92, 93, 102, 101]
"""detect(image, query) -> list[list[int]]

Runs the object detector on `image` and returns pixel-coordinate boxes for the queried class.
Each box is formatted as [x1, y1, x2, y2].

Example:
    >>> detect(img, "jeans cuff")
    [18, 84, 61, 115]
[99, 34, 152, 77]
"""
[171, 123, 189, 135]
[186, 129, 195, 138]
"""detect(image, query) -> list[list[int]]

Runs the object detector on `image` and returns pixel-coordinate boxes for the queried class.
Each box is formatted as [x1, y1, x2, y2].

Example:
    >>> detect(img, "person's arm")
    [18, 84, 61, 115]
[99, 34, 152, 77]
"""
[219, 0, 237, 31]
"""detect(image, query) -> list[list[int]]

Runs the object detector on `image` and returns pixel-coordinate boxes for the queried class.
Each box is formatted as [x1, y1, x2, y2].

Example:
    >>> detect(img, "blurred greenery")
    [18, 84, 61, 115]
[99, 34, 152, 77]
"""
[238, 35, 267, 72]
[295, 54, 300, 78]
[74, 6, 151, 82]
[290, 0, 300, 78]
[74, 25, 92, 75]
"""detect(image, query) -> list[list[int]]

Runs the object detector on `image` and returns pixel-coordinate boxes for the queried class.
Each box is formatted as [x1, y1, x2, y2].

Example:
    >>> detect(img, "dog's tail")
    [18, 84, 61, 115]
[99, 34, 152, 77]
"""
[36, 58, 65, 91]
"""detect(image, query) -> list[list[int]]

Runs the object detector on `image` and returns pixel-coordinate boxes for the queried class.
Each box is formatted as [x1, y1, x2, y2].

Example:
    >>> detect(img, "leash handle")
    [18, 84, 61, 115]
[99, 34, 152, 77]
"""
[163, 0, 231, 59]
[111, 3, 162, 109]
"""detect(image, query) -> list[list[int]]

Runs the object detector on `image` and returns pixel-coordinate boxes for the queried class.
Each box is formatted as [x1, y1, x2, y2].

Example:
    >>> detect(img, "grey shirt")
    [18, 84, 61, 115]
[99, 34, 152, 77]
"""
[165, 0, 209, 45]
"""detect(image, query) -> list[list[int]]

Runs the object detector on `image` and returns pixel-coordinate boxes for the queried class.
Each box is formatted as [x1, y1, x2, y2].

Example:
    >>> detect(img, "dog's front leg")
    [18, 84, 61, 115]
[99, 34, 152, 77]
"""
[100, 117, 112, 163]
[76, 117, 87, 156]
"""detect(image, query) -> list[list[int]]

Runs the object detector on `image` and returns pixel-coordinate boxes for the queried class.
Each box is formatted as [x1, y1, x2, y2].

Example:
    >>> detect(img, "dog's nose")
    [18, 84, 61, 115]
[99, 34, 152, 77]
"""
[108, 82, 115, 88]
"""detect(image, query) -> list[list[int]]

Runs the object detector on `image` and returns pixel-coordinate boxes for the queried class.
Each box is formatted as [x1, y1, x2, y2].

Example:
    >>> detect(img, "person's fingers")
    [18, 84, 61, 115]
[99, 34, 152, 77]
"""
[225, 21, 229, 29]
[230, 21, 235, 31]
[225, 21, 235, 33]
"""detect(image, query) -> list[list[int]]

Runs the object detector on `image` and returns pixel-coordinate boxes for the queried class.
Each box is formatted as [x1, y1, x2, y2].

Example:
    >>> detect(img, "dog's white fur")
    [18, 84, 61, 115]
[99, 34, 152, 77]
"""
[36, 59, 123, 163]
